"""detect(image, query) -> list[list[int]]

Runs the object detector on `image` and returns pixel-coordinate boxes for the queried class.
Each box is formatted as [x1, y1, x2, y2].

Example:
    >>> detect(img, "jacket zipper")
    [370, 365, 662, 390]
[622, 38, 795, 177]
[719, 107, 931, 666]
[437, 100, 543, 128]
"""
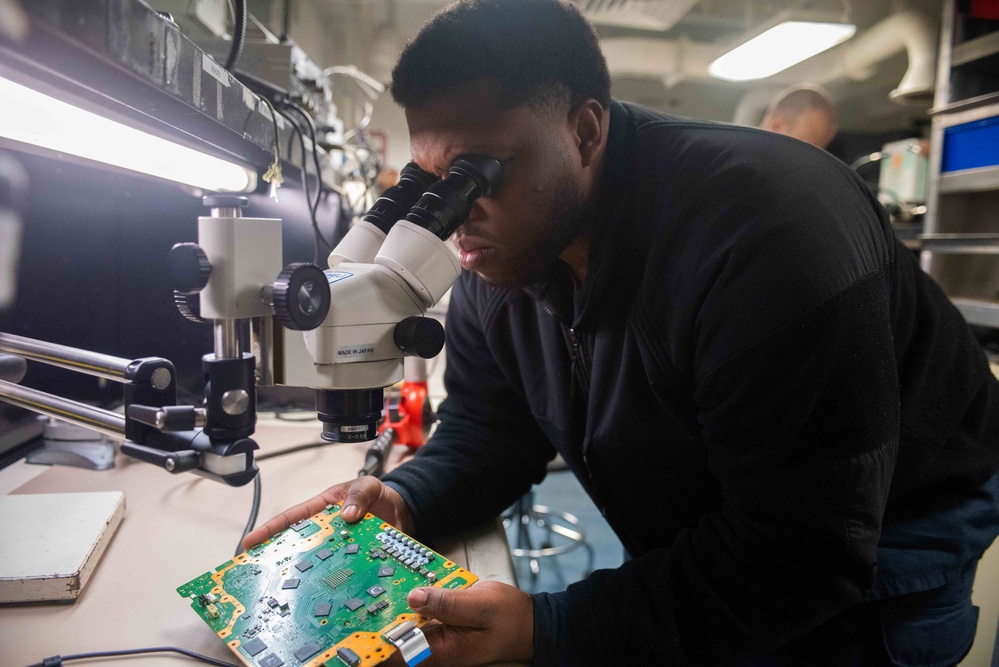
[537, 298, 600, 496]
[568, 327, 592, 393]
[567, 326, 599, 493]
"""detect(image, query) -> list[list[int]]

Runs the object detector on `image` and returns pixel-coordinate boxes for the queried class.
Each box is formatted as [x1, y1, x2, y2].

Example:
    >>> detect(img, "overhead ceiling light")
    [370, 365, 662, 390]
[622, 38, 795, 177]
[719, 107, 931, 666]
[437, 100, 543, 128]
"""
[0, 76, 256, 192]
[708, 19, 857, 82]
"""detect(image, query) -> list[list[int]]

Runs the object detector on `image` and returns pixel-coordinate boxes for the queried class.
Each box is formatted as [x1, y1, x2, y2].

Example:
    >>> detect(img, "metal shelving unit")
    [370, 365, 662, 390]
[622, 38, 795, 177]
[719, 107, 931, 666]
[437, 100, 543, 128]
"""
[922, 0, 999, 329]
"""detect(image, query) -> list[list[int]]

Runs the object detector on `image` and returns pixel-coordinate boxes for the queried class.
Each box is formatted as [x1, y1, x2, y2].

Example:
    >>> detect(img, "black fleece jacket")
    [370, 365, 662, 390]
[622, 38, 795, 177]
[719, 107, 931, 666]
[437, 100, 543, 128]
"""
[381, 102, 999, 665]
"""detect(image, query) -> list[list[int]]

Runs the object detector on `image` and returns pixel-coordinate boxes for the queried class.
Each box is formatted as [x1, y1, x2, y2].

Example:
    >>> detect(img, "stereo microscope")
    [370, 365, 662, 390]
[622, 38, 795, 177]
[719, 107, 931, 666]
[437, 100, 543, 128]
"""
[0, 154, 501, 485]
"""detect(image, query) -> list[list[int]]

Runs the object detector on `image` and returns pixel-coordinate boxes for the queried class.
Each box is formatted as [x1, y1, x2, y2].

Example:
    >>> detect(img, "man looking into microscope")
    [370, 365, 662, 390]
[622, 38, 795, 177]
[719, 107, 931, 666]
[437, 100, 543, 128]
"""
[246, 1, 999, 664]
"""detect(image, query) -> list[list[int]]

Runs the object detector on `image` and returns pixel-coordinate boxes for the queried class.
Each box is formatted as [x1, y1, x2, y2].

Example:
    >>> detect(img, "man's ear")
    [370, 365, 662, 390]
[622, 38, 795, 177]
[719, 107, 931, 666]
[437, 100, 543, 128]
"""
[570, 99, 606, 168]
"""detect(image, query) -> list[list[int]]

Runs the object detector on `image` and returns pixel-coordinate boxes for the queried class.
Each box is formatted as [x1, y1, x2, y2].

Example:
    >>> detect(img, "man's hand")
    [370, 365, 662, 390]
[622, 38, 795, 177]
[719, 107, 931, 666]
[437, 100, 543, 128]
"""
[241, 476, 415, 550]
[406, 581, 533, 666]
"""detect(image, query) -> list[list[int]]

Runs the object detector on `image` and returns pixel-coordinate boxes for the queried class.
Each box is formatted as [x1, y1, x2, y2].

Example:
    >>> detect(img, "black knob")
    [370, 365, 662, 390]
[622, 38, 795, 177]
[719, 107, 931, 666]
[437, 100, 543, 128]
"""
[272, 264, 331, 331]
[394, 316, 445, 359]
[168, 243, 212, 294]
[202, 195, 248, 209]
[174, 291, 205, 323]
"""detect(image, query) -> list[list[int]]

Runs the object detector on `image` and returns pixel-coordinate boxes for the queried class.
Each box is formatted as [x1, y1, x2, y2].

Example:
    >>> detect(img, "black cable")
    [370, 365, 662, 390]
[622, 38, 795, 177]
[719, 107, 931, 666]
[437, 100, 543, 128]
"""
[235, 472, 261, 556]
[283, 101, 342, 256]
[359, 428, 394, 478]
[280, 108, 332, 258]
[276, 109, 310, 198]
[276, 109, 330, 263]
[279, 105, 320, 218]
[256, 441, 330, 461]
[280, 0, 293, 42]
[224, 0, 246, 73]
[23, 646, 240, 667]
[281, 101, 325, 223]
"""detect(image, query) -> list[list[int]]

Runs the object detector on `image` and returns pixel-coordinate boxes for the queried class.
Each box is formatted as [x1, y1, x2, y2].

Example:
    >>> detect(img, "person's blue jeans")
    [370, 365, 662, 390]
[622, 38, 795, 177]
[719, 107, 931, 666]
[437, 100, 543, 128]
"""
[734, 561, 980, 667]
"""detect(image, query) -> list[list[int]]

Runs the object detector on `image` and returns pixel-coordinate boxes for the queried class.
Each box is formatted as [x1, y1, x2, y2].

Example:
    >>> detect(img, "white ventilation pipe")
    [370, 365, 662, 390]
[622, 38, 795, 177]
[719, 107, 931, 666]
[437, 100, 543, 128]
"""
[733, 8, 937, 123]
[771, 8, 937, 103]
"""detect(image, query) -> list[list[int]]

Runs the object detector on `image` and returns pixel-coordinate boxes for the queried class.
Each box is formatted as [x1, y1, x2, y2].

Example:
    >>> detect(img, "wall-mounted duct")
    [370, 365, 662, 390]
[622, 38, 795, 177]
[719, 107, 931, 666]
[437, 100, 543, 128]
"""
[732, 8, 937, 124]
[770, 9, 937, 103]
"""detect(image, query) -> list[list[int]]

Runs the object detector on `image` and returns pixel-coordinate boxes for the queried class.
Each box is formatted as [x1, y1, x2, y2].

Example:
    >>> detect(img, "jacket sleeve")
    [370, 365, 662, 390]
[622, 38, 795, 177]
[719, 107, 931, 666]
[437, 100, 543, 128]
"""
[532, 268, 899, 665]
[380, 275, 555, 538]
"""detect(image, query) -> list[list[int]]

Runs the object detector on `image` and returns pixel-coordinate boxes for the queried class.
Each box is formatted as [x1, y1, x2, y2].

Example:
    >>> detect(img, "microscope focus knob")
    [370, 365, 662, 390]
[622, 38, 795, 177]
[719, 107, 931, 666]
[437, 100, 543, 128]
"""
[394, 316, 445, 359]
[174, 291, 206, 324]
[272, 263, 331, 331]
[168, 243, 212, 294]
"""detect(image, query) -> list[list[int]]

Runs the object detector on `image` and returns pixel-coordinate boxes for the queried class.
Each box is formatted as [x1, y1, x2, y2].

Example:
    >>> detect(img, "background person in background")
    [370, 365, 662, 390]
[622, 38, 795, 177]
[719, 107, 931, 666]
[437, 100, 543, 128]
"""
[760, 83, 838, 149]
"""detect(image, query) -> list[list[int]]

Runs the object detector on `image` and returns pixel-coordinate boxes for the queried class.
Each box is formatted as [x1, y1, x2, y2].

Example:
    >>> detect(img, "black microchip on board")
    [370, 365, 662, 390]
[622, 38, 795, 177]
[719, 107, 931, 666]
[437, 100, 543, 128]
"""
[367, 585, 386, 598]
[260, 654, 284, 667]
[294, 642, 321, 661]
[316, 548, 333, 560]
[344, 544, 359, 554]
[314, 602, 332, 617]
[295, 560, 312, 572]
[378, 566, 395, 577]
[243, 637, 267, 656]
[337, 646, 362, 666]
[281, 578, 300, 590]
[344, 597, 364, 611]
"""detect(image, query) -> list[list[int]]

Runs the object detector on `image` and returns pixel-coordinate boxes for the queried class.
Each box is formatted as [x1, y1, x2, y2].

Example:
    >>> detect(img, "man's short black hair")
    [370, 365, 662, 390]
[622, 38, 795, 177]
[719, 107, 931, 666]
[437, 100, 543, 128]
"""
[391, 0, 611, 112]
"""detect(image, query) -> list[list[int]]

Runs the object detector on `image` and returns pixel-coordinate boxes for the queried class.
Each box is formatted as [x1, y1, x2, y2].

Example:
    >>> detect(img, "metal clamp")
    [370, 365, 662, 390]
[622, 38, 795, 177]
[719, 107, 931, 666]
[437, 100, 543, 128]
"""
[383, 620, 431, 666]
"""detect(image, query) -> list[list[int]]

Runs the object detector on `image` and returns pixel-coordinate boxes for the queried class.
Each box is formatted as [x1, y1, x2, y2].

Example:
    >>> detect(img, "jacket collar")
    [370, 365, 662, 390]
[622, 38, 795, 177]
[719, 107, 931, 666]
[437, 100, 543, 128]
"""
[526, 100, 641, 329]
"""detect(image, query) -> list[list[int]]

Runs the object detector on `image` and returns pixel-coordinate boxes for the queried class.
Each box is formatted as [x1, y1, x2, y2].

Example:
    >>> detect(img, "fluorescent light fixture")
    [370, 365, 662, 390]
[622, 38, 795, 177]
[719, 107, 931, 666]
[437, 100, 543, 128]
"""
[708, 21, 856, 82]
[0, 76, 256, 192]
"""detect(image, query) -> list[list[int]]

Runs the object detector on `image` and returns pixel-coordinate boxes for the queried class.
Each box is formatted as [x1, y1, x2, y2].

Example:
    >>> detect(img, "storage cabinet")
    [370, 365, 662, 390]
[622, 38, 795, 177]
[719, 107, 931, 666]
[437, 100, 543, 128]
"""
[921, 0, 999, 325]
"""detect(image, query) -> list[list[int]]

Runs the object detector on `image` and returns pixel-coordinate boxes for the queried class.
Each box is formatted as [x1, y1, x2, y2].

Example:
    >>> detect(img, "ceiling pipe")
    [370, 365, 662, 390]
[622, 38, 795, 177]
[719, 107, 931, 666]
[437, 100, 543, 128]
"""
[732, 8, 937, 123]
[771, 8, 937, 103]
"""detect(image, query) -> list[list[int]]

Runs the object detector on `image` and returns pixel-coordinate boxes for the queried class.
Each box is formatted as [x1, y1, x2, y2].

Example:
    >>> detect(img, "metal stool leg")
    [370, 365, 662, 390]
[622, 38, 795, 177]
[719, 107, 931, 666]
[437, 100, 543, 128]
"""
[503, 495, 591, 585]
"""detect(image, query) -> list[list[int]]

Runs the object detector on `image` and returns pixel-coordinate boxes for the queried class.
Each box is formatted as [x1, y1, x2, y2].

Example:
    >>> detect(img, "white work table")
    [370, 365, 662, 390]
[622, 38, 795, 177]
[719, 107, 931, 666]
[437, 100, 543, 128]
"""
[0, 416, 518, 667]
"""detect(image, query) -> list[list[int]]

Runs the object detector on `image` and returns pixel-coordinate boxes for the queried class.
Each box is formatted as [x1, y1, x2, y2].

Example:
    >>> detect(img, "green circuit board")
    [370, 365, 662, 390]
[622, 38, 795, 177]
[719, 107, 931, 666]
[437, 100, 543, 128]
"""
[177, 504, 477, 667]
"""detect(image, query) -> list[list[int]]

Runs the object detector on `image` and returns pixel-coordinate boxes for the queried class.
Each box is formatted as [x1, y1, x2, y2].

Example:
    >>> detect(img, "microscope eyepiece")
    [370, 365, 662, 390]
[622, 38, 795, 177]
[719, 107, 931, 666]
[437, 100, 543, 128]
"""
[362, 162, 438, 235]
[316, 388, 382, 443]
[405, 154, 503, 240]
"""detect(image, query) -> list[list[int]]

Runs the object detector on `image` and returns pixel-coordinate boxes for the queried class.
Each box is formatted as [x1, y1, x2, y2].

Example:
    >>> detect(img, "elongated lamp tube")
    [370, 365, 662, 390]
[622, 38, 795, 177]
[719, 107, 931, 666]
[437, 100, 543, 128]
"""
[708, 21, 857, 82]
[0, 76, 256, 192]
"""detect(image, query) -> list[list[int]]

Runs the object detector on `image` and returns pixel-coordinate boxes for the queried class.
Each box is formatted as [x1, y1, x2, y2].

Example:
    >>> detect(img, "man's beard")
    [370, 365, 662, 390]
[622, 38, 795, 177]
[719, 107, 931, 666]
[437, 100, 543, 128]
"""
[480, 172, 588, 290]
